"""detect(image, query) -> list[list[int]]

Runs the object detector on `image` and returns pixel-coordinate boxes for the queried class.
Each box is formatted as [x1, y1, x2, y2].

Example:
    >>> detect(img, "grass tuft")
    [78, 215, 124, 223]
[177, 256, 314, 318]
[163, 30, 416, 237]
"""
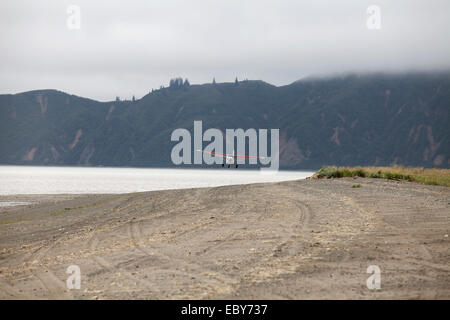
[316, 166, 450, 187]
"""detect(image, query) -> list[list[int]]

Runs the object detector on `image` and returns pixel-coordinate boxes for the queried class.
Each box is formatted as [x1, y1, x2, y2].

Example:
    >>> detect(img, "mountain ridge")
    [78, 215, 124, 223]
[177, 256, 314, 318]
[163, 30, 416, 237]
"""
[1, 73, 449, 169]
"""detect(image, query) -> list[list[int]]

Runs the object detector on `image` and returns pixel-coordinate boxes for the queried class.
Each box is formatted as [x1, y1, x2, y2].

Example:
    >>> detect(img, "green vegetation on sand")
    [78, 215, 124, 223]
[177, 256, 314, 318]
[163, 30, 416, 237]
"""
[316, 166, 450, 187]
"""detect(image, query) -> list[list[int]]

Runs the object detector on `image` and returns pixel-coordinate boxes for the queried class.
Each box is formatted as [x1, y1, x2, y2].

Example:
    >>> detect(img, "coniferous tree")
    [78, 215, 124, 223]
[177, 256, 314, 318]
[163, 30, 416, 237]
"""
[170, 77, 184, 89]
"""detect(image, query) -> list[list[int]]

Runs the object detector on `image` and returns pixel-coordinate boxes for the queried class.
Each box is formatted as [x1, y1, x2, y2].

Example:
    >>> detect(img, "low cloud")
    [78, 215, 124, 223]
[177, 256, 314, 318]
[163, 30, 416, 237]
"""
[1, 0, 449, 100]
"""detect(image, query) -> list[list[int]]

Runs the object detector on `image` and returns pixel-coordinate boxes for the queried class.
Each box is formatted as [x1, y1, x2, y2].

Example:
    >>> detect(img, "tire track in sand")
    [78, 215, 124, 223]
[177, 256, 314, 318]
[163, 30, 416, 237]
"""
[86, 232, 159, 297]
[127, 219, 240, 297]
[25, 240, 74, 299]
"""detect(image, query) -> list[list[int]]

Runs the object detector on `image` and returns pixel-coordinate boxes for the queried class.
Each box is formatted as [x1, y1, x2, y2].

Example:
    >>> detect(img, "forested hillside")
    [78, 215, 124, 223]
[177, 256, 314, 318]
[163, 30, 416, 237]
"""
[1, 73, 449, 169]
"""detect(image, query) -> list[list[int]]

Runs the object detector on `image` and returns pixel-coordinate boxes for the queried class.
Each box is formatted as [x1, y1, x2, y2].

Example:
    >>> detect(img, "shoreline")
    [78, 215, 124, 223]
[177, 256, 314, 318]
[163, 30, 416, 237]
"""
[0, 166, 314, 196]
[1, 178, 449, 299]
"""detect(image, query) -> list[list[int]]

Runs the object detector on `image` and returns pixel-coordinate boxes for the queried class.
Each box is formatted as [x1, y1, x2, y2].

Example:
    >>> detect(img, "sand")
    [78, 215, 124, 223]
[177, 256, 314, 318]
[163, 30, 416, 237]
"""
[0, 178, 449, 299]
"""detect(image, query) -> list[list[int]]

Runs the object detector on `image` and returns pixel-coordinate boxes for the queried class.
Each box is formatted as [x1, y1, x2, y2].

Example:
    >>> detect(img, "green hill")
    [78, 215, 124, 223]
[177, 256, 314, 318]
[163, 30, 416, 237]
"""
[1, 73, 449, 169]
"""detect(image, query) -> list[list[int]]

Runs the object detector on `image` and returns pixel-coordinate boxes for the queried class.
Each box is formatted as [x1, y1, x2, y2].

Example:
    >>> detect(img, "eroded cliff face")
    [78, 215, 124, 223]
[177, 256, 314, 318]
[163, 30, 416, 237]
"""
[279, 131, 310, 166]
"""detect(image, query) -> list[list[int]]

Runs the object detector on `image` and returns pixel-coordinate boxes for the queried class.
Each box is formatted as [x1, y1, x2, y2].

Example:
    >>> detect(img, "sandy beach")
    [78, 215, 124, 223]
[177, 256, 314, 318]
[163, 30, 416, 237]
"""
[0, 178, 449, 299]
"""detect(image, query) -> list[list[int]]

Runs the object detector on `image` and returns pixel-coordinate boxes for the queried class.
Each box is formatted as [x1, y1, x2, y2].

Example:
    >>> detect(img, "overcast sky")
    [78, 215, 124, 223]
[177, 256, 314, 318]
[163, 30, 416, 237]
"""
[1, 0, 449, 101]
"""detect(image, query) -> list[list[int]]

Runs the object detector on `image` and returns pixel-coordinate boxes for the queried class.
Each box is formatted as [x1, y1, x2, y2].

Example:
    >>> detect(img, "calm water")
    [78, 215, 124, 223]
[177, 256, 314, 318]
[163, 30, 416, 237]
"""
[0, 166, 314, 195]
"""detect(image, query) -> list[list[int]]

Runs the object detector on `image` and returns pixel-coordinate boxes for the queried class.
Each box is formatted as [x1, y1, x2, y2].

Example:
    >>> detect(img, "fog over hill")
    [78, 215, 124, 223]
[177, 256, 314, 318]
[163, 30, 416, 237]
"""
[2, 1, 450, 100]
[1, 73, 449, 169]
